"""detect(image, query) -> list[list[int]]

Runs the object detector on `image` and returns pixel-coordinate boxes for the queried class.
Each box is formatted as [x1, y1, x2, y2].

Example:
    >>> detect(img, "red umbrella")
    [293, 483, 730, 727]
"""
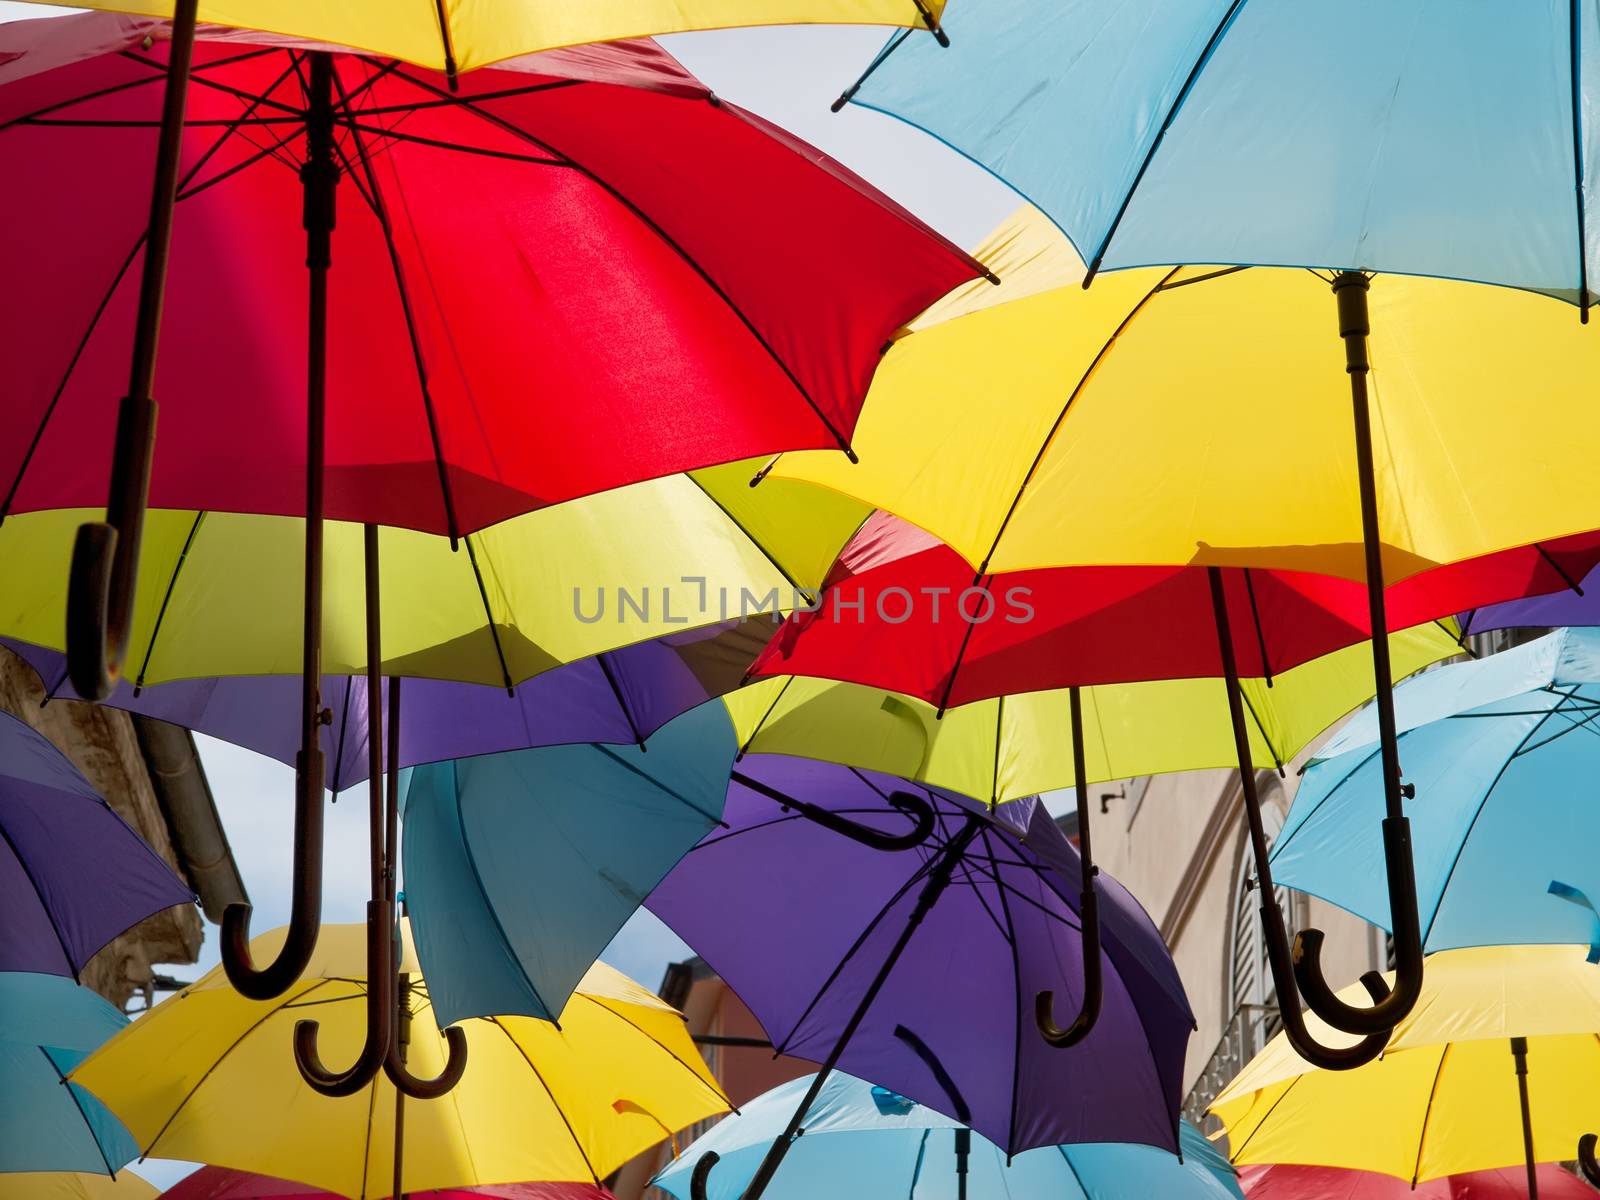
[1238, 1162, 1595, 1200]
[161, 1167, 616, 1200]
[748, 511, 1600, 1065]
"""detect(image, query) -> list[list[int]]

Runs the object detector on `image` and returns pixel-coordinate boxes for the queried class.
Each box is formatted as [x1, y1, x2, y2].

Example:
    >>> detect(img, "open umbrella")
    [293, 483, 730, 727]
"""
[1239, 1162, 1595, 1200]
[653, 1072, 1241, 1200]
[1211, 945, 1600, 1199]
[71, 922, 729, 1200]
[1270, 627, 1600, 957]
[756, 200, 1600, 1050]
[0, 708, 194, 978]
[163, 1168, 614, 1200]
[2, 1175, 157, 1199]
[0, 973, 139, 1177]
[1461, 568, 1600, 638]
[642, 762, 1193, 1197]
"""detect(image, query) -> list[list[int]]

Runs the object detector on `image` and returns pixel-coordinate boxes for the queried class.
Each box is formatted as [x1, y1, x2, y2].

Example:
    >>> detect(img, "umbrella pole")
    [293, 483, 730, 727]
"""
[1510, 1038, 1539, 1200]
[393, 974, 413, 1200]
[66, 0, 199, 702]
[690, 819, 986, 1200]
[1208, 567, 1389, 1071]
[220, 49, 339, 1001]
[954, 1128, 970, 1200]
[293, 524, 395, 1095]
[1035, 686, 1102, 1046]
[1292, 272, 1425, 1035]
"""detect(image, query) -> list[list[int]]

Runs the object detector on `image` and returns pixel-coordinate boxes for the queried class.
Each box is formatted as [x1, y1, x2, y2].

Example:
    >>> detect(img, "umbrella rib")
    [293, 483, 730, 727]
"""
[1237, 684, 1284, 772]
[485, 1015, 604, 1184]
[1265, 742, 1383, 871]
[461, 536, 517, 692]
[582, 995, 735, 1111]
[590, 744, 728, 827]
[338, 119, 569, 165]
[980, 827, 1027, 1156]
[1241, 569, 1273, 686]
[120, 49, 308, 118]
[40, 1047, 116, 1177]
[933, 577, 992, 715]
[383, 65, 857, 457]
[130, 511, 205, 691]
[680, 472, 810, 598]
[593, 652, 647, 746]
[1514, 695, 1600, 755]
[1410, 1044, 1452, 1186]
[1570, 0, 1591, 320]
[972, 268, 1180, 577]
[0, 805, 85, 979]
[991, 695, 1004, 804]
[735, 675, 795, 757]
[1223, 1065, 1306, 1164]
[330, 677, 356, 796]
[354, 78, 587, 118]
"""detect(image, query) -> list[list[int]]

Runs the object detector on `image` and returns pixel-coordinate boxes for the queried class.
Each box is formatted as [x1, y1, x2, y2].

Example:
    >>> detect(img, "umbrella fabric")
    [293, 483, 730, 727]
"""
[763, 204, 1600, 581]
[750, 511, 1594, 706]
[1270, 627, 1600, 953]
[653, 1072, 1241, 1200]
[0, 466, 866, 692]
[1461, 564, 1600, 636]
[848, 0, 1599, 305]
[71, 923, 728, 1199]
[402, 701, 739, 1027]
[18, 2, 949, 73]
[645, 768, 1193, 1155]
[0, 1174, 158, 1199]
[1238, 1162, 1594, 1200]
[0, 709, 193, 976]
[163, 1167, 614, 1199]
[724, 620, 1458, 804]
[5, 619, 774, 794]
[0, 16, 982, 536]
[0, 972, 138, 1176]
[1210, 945, 1600, 1183]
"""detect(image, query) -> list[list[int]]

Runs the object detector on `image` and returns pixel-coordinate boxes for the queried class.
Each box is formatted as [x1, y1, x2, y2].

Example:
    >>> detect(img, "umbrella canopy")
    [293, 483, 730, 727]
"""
[645, 767, 1193, 1155]
[0, 709, 193, 976]
[0, 16, 981, 536]
[163, 1168, 614, 1199]
[0, 973, 138, 1176]
[402, 701, 739, 1027]
[653, 1072, 1241, 1200]
[1461, 565, 1600, 637]
[750, 511, 1593, 707]
[1270, 627, 1600, 954]
[763, 205, 1600, 581]
[1210, 945, 1600, 1184]
[19, 2, 950, 73]
[1238, 1162, 1595, 1200]
[1, 1174, 157, 1199]
[846, 0, 1600, 307]
[71, 923, 728, 1199]
[725, 619, 1458, 804]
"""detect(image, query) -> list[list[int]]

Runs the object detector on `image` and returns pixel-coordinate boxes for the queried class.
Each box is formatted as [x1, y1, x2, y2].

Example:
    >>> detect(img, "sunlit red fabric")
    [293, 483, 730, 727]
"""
[0, 17, 982, 533]
[1238, 1162, 1593, 1200]
[751, 512, 1600, 707]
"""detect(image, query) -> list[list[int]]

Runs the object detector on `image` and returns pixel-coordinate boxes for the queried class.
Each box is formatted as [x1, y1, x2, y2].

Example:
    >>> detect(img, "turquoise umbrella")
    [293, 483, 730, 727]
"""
[1271, 627, 1600, 955]
[0, 972, 138, 1175]
[652, 1072, 1240, 1200]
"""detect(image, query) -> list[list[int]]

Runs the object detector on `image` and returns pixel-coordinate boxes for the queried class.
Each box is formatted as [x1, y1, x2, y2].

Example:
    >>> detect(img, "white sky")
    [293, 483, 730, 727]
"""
[0, 4, 1031, 1188]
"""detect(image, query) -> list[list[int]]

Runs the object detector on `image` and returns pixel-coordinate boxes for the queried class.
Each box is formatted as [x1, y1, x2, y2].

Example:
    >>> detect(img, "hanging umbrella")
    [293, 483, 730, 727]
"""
[2, 1174, 157, 1199]
[1210, 945, 1600, 1200]
[0, 709, 194, 977]
[0, 973, 139, 1176]
[1238, 1162, 1595, 1200]
[754, 201, 1600, 1050]
[163, 1167, 614, 1199]
[401, 701, 740, 1028]
[640, 761, 1193, 1190]
[652, 1072, 1241, 1200]
[1269, 627, 1600, 958]
[71, 922, 729, 1200]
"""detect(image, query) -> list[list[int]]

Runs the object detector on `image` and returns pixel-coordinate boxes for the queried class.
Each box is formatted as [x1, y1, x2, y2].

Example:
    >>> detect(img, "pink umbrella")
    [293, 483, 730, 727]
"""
[162, 1167, 616, 1200]
[1239, 1162, 1595, 1200]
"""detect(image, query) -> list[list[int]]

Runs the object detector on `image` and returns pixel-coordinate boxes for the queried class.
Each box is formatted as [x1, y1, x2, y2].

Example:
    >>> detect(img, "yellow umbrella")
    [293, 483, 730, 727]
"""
[1211, 945, 1600, 1190]
[71, 923, 729, 1200]
[725, 621, 1456, 804]
[0, 1175, 156, 1200]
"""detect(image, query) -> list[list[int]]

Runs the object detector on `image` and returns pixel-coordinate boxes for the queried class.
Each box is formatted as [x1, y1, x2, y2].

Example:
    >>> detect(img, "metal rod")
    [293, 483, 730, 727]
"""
[394, 975, 411, 1200]
[954, 1128, 970, 1200]
[66, 0, 200, 700]
[1511, 1038, 1539, 1200]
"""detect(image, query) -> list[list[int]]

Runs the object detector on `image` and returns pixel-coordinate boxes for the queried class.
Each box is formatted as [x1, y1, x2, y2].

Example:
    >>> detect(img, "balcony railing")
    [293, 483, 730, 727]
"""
[1182, 1003, 1279, 1135]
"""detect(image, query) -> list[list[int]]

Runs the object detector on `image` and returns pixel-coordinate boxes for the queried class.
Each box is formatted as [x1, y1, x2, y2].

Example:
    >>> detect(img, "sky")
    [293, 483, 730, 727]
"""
[0, 4, 1033, 1189]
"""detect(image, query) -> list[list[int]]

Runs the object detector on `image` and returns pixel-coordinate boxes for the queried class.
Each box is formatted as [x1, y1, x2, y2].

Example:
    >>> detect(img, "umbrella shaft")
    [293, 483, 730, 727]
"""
[1511, 1038, 1539, 1200]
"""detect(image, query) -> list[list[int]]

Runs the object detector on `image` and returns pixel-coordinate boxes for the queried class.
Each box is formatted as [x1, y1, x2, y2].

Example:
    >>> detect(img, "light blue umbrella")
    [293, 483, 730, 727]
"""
[845, 0, 1600, 308]
[652, 1072, 1240, 1200]
[0, 972, 139, 1175]
[1272, 627, 1600, 954]
[400, 701, 738, 1028]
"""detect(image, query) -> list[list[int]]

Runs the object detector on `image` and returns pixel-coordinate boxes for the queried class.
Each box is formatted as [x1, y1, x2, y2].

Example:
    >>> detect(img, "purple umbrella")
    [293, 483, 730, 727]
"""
[0, 708, 194, 977]
[4, 620, 766, 792]
[645, 759, 1192, 1200]
[1460, 565, 1600, 637]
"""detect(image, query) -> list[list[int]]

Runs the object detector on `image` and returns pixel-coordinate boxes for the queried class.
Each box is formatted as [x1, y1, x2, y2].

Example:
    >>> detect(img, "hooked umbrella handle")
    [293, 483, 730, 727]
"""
[1579, 1134, 1600, 1187]
[293, 899, 393, 1095]
[689, 1151, 722, 1200]
[385, 968, 469, 1100]
[730, 772, 937, 852]
[1034, 880, 1103, 1047]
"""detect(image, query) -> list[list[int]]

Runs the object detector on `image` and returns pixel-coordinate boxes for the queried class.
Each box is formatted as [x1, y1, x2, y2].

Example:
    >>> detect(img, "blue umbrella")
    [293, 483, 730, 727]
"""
[652, 1072, 1240, 1200]
[0, 972, 139, 1175]
[843, 0, 1599, 308]
[400, 701, 739, 1028]
[1272, 626, 1600, 954]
